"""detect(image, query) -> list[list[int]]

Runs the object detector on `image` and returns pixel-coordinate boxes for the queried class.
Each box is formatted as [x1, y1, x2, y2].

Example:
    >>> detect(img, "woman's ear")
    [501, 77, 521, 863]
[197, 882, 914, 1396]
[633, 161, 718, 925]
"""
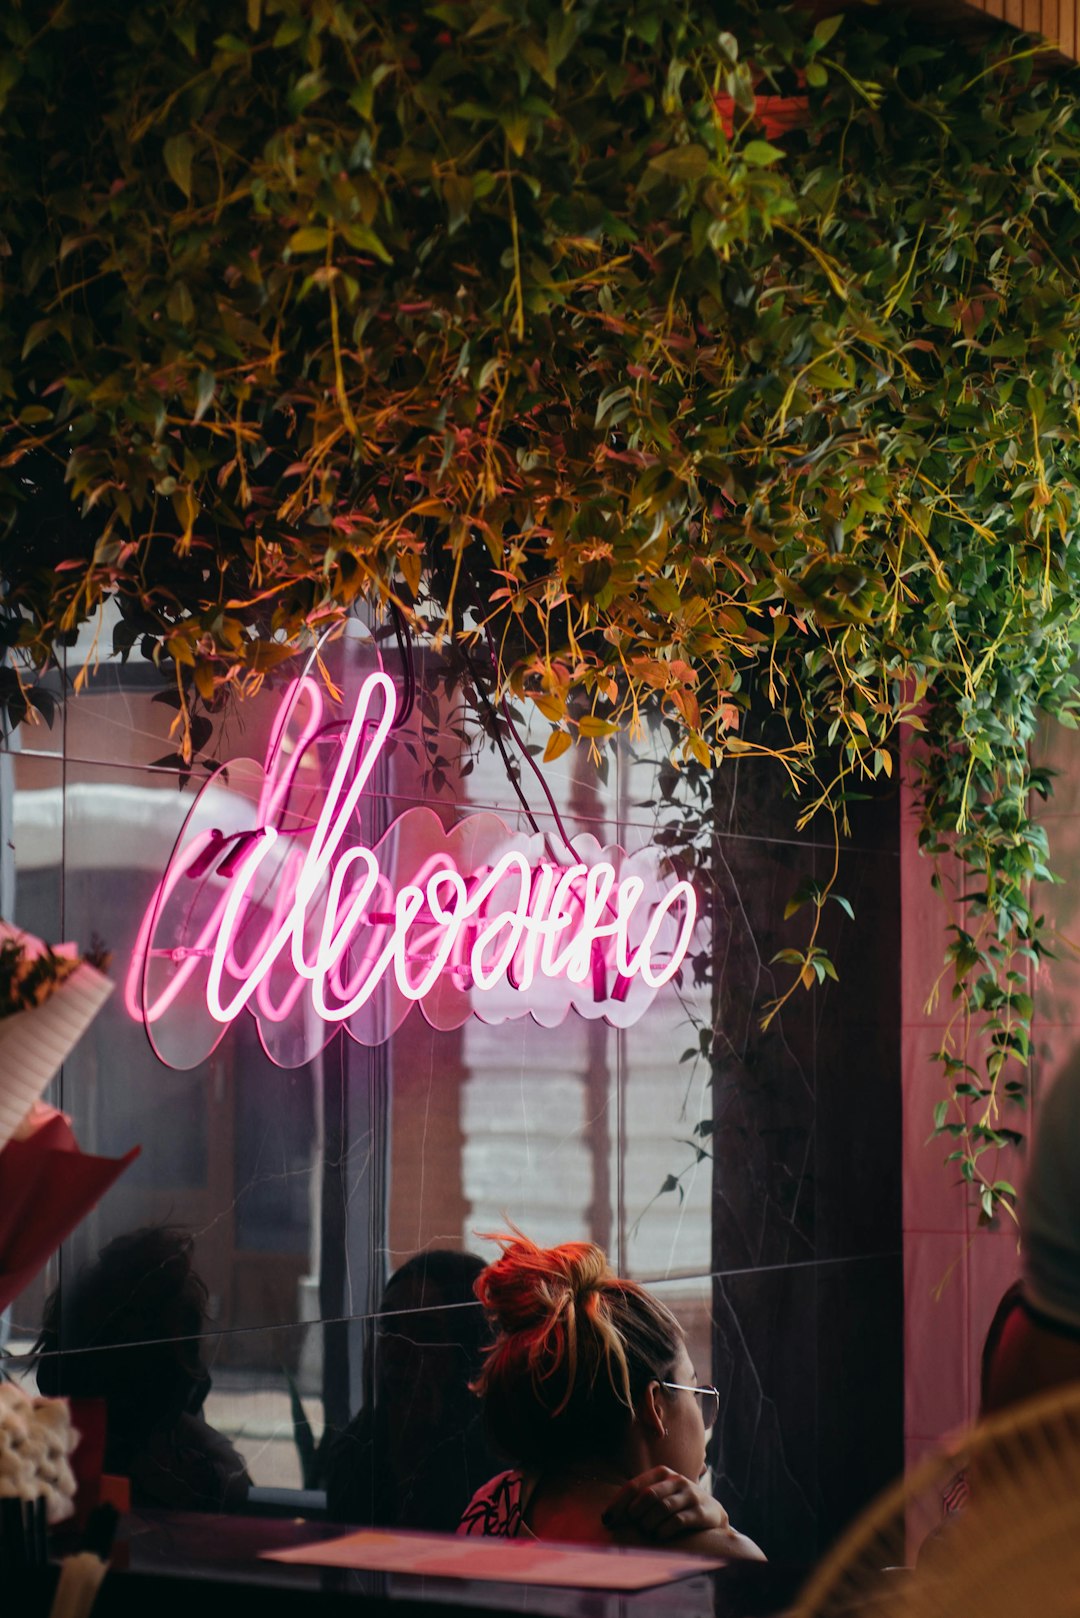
[639, 1379, 668, 1439]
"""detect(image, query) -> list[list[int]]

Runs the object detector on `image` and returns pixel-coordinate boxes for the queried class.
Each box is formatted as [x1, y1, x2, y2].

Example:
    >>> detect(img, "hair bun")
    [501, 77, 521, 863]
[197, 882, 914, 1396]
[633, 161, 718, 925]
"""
[473, 1230, 614, 1333]
[470, 1228, 683, 1458]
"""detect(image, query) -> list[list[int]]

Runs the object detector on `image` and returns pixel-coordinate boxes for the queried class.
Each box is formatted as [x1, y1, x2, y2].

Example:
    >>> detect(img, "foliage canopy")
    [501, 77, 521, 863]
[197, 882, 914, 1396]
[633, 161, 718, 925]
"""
[3, 0, 1080, 1213]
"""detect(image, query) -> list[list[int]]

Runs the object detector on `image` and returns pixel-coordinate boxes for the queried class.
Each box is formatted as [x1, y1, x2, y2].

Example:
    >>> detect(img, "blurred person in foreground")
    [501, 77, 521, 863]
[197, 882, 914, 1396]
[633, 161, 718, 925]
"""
[982, 1052, 1080, 1415]
[458, 1228, 765, 1561]
[34, 1226, 249, 1511]
[326, 1249, 497, 1529]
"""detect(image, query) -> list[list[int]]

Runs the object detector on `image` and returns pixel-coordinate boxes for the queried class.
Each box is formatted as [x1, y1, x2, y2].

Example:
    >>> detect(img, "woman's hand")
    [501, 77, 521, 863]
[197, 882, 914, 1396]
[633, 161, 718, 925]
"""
[601, 1466, 731, 1542]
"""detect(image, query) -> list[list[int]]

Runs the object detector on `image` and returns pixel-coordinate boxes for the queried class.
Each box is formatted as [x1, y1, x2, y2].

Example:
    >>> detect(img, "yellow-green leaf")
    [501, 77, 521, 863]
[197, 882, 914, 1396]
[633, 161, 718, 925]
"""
[741, 139, 785, 167]
[166, 281, 195, 325]
[21, 320, 53, 359]
[340, 222, 392, 263]
[167, 634, 195, 667]
[250, 641, 298, 672]
[533, 692, 565, 723]
[648, 577, 683, 615]
[193, 369, 216, 423]
[648, 144, 710, 180]
[287, 226, 329, 254]
[398, 549, 422, 597]
[163, 133, 195, 198]
[194, 661, 216, 702]
[500, 110, 529, 157]
[812, 14, 844, 49]
[543, 729, 572, 763]
[171, 487, 199, 544]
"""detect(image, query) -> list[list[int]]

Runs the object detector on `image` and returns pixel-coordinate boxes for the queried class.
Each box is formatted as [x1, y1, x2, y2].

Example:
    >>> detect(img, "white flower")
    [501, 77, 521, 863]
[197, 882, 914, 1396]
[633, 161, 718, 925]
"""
[0, 1383, 79, 1523]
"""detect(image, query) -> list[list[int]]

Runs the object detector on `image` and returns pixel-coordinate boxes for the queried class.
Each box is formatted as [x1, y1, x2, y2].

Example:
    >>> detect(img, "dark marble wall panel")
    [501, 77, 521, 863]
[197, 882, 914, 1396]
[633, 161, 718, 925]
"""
[814, 840, 902, 1264]
[713, 1261, 819, 1563]
[709, 759, 902, 1559]
[710, 831, 818, 1274]
[816, 1254, 904, 1546]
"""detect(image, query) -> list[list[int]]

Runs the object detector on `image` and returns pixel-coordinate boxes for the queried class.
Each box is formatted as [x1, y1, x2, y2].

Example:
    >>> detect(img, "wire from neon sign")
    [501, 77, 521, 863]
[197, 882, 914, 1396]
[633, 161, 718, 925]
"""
[127, 671, 697, 1068]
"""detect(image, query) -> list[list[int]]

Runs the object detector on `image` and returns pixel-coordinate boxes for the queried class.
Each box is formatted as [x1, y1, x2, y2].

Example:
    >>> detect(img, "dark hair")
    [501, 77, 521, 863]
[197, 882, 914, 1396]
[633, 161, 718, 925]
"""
[471, 1230, 682, 1470]
[326, 1248, 494, 1528]
[34, 1226, 209, 1437]
[381, 1250, 487, 1322]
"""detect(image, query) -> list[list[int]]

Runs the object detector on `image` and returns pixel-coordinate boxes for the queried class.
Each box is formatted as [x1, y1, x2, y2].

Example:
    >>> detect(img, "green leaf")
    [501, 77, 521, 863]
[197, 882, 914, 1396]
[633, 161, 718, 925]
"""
[166, 281, 195, 325]
[812, 15, 844, 50]
[500, 110, 529, 157]
[21, 319, 53, 359]
[287, 226, 329, 254]
[193, 369, 216, 423]
[577, 715, 619, 738]
[171, 18, 197, 57]
[163, 133, 195, 199]
[340, 222, 392, 263]
[647, 577, 683, 615]
[741, 139, 785, 166]
[648, 144, 711, 180]
[784, 877, 822, 919]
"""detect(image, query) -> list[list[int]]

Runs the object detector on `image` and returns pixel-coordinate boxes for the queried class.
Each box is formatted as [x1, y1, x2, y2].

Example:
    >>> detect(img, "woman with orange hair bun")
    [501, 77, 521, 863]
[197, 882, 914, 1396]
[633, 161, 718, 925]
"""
[458, 1230, 765, 1561]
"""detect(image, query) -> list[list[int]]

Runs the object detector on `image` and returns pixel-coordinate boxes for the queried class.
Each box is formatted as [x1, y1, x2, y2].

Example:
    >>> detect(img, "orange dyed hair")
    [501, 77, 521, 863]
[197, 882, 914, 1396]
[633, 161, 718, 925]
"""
[471, 1229, 682, 1469]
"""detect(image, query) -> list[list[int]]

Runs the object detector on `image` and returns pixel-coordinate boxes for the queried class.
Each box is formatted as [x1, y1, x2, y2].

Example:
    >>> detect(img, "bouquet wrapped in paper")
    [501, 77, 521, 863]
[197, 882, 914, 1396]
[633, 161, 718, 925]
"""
[0, 1104, 139, 1316]
[0, 923, 113, 1154]
[0, 924, 137, 1316]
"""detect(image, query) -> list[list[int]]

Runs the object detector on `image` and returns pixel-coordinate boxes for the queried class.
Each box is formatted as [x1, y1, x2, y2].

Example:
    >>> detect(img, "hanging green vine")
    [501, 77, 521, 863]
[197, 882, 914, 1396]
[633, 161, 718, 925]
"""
[2, 0, 1080, 1218]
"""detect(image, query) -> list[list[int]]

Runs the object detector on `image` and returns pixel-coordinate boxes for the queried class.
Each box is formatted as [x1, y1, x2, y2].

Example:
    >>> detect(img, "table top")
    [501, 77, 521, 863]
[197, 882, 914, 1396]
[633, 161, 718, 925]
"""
[112, 1509, 807, 1617]
[11, 1510, 806, 1618]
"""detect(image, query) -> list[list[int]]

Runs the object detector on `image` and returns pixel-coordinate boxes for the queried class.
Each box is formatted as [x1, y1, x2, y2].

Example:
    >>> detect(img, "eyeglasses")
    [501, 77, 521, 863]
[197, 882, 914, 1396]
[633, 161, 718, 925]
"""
[660, 1381, 720, 1432]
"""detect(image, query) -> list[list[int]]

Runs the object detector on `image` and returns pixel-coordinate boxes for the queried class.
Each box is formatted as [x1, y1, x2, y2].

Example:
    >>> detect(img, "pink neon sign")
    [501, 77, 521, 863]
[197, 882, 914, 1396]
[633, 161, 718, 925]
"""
[128, 671, 697, 1069]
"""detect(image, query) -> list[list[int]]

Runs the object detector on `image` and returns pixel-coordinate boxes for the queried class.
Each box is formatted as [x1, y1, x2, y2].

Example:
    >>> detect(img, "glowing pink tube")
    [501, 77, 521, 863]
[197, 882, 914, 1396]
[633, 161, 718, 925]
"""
[128, 668, 698, 1061]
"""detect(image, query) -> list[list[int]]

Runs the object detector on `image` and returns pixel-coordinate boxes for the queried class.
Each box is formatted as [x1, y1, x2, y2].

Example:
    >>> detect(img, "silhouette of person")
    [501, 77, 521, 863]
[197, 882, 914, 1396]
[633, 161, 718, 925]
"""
[981, 1054, 1080, 1415]
[34, 1226, 250, 1512]
[326, 1249, 496, 1529]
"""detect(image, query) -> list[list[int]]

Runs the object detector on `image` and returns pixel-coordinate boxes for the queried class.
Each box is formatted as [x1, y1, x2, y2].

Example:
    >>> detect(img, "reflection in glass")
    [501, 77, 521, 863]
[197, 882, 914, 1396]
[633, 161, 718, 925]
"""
[35, 1227, 250, 1511]
[327, 1251, 496, 1530]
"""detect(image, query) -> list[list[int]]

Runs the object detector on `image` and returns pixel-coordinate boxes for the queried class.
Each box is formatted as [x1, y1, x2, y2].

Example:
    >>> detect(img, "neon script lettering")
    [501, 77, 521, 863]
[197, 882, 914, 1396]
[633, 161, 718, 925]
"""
[128, 672, 697, 1068]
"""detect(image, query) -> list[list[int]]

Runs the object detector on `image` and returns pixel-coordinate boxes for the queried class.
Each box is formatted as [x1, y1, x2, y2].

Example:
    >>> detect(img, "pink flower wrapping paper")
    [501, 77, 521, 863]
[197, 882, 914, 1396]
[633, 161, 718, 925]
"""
[0, 924, 113, 1154]
[0, 1111, 139, 1316]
